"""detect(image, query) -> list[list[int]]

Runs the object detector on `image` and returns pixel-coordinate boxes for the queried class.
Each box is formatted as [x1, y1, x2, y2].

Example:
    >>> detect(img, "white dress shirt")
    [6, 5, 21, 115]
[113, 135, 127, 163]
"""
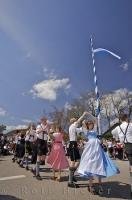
[69, 122, 83, 141]
[36, 122, 51, 140]
[25, 130, 37, 142]
[112, 122, 132, 143]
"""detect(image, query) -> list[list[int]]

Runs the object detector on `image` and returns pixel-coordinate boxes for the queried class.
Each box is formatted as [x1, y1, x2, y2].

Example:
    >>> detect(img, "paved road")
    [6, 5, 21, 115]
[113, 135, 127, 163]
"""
[0, 156, 131, 200]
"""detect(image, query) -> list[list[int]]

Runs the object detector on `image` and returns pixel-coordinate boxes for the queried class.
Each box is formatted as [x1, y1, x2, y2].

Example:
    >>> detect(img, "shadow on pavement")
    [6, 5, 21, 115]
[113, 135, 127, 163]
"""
[0, 195, 23, 200]
[101, 181, 131, 199]
[78, 181, 131, 199]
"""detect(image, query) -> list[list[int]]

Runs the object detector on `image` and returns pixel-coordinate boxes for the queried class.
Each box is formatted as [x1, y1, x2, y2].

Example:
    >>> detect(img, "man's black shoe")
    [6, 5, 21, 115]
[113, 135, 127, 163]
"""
[36, 174, 42, 180]
[25, 166, 29, 170]
[68, 182, 79, 188]
[19, 164, 24, 168]
[17, 160, 21, 165]
[73, 177, 77, 182]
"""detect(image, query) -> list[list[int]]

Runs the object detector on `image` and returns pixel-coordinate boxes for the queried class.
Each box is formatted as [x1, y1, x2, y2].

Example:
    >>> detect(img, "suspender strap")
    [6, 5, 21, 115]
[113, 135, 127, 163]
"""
[119, 123, 129, 143]
[40, 125, 47, 140]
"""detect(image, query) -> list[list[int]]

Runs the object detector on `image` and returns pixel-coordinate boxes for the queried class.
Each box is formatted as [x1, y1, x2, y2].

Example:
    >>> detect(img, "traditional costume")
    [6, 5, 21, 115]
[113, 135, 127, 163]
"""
[78, 131, 119, 177]
[47, 132, 68, 170]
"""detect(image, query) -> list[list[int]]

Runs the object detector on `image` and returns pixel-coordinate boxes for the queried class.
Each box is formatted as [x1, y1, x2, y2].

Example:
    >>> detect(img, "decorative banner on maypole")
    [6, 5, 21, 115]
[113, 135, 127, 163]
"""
[93, 48, 121, 60]
[90, 37, 121, 135]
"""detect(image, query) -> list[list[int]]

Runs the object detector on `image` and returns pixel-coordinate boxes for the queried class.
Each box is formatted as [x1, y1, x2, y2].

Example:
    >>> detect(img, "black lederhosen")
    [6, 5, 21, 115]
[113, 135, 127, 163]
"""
[125, 143, 132, 165]
[36, 138, 48, 156]
[25, 141, 32, 155]
[68, 141, 80, 161]
[15, 142, 20, 157]
[18, 139, 25, 158]
[31, 142, 37, 163]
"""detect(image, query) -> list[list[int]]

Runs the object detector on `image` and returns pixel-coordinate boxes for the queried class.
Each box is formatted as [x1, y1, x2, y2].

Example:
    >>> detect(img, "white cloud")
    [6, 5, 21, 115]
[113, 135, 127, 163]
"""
[25, 52, 32, 59]
[6, 125, 28, 132]
[64, 102, 72, 111]
[0, 107, 7, 116]
[42, 67, 56, 79]
[120, 62, 129, 71]
[22, 92, 27, 96]
[101, 88, 131, 116]
[31, 78, 71, 101]
[22, 119, 32, 124]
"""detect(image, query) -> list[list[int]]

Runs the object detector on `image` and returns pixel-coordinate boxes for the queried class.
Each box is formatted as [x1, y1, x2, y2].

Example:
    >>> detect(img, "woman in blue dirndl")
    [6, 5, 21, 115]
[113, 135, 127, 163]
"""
[77, 112, 120, 194]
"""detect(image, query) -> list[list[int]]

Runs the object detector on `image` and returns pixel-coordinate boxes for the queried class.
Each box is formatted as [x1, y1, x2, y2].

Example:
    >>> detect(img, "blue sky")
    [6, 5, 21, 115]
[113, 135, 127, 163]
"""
[0, 0, 131, 128]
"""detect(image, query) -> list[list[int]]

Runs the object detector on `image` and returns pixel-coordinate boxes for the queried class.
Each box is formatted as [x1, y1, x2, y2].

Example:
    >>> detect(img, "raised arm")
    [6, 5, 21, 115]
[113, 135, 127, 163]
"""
[76, 112, 88, 124]
[86, 112, 97, 124]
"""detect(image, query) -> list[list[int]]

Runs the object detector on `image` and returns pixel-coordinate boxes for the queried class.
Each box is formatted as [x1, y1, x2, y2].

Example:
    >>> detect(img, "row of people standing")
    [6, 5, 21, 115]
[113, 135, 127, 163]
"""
[0, 135, 10, 155]
[12, 117, 53, 173]
[102, 139, 126, 160]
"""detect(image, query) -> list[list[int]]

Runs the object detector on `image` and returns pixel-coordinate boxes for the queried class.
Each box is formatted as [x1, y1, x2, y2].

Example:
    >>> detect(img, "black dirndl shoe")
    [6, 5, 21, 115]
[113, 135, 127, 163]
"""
[87, 186, 96, 195]
[98, 185, 104, 196]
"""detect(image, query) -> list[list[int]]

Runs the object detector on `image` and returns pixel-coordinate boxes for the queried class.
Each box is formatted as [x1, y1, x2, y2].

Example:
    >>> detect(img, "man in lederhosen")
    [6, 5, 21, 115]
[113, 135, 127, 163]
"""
[20, 123, 36, 170]
[112, 113, 132, 195]
[68, 112, 88, 188]
[31, 117, 53, 180]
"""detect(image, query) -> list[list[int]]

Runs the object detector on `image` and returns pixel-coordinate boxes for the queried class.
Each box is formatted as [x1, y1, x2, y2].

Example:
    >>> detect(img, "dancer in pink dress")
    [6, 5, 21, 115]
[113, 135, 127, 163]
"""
[47, 126, 69, 181]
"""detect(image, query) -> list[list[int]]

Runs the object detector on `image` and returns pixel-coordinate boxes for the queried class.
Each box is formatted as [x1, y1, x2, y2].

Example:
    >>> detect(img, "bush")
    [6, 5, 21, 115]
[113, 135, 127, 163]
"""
[103, 132, 113, 139]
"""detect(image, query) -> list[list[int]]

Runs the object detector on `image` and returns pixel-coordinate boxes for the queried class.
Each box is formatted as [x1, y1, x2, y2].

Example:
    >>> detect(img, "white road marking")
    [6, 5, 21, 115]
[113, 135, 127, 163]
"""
[0, 175, 26, 181]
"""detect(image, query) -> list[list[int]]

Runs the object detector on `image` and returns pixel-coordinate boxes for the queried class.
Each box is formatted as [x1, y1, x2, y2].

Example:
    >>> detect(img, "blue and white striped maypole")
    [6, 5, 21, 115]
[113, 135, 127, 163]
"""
[90, 36, 121, 135]
[90, 36, 101, 135]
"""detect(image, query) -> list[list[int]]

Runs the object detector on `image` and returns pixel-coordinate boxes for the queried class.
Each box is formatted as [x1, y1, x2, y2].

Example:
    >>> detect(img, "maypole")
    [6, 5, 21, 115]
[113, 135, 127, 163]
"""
[90, 36, 101, 135]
